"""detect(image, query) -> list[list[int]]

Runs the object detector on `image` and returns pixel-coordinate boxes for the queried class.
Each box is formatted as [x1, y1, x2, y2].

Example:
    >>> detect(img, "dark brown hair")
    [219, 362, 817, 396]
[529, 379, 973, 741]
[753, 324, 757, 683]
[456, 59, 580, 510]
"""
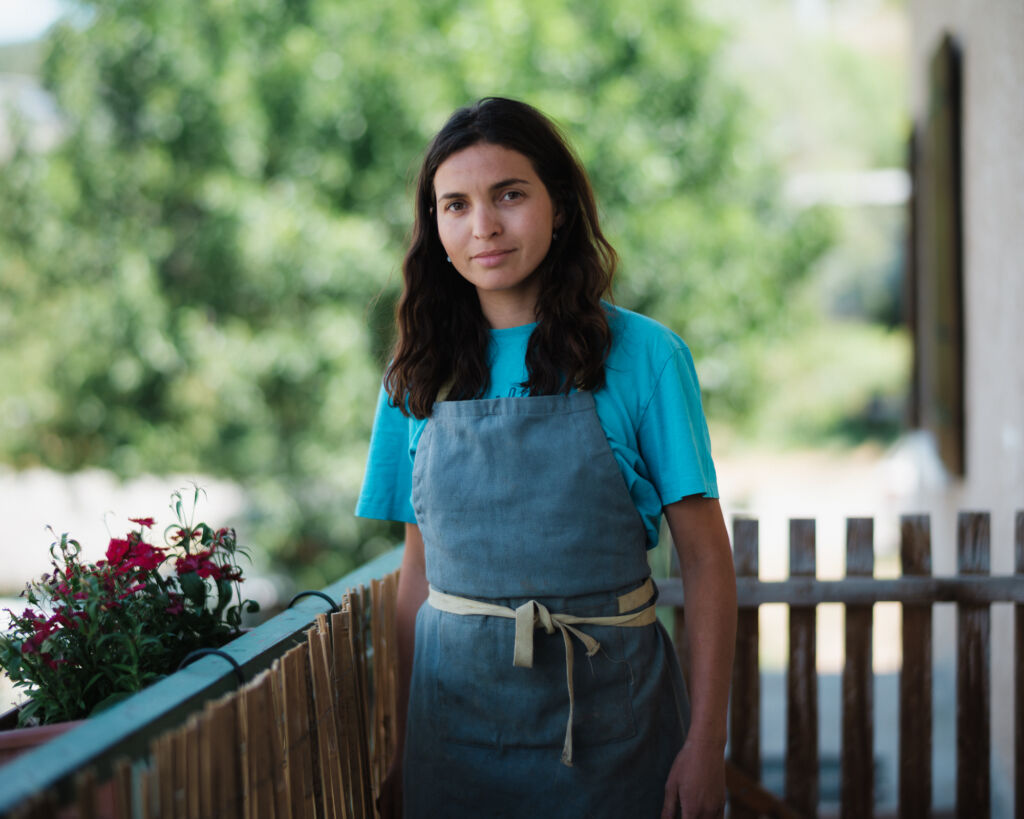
[385, 97, 617, 418]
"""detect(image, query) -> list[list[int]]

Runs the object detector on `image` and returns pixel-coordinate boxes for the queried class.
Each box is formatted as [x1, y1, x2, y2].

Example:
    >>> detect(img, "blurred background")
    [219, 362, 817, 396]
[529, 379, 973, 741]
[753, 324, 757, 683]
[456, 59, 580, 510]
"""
[0, 0, 930, 808]
[0, 0, 910, 581]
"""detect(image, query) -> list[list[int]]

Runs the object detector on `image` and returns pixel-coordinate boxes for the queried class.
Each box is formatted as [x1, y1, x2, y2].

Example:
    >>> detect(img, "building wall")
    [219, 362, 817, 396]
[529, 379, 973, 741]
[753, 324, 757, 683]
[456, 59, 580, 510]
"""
[909, 0, 1023, 811]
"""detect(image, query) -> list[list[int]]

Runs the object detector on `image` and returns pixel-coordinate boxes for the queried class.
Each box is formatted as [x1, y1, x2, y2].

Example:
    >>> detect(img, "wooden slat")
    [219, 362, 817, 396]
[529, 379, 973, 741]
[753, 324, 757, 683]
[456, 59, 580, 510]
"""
[841, 518, 874, 818]
[347, 590, 375, 816]
[200, 693, 242, 819]
[729, 518, 760, 819]
[173, 722, 190, 819]
[139, 764, 154, 819]
[371, 577, 385, 791]
[199, 700, 215, 819]
[956, 511, 990, 817]
[786, 518, 818, 817]
[113, 758, 132, 819]
[377, 571, 399, 783]
[184, 716, 201, 819]
[74, 768, 97, 819]
[1017, 511, 1023, 819]
[279, 643, 316, 819]
[899, 514, 932, 818]
[309, 617, 343, 819]
[334, 604, 367, 819]
[656, 574, 1024, 607]
[242, 669, 282, 819]
[153, 732, 175, 819]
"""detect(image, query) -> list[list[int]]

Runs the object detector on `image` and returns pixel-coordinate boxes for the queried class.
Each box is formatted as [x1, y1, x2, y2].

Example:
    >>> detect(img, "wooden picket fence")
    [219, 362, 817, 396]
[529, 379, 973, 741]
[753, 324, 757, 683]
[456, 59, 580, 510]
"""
[4, 512, 1022, 818]
[663, 510, 1024, 819]
[6, 574, 400, 819]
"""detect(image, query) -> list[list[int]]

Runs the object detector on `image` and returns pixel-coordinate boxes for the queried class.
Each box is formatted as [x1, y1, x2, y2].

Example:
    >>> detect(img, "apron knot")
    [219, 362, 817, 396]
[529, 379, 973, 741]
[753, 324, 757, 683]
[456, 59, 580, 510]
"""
[427, 581, 658, 767]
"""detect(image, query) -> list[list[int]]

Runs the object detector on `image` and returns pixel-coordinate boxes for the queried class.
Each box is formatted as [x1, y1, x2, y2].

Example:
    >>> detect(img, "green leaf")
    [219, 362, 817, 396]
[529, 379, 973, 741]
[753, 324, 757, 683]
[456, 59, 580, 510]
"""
[179, 571, 207, 608]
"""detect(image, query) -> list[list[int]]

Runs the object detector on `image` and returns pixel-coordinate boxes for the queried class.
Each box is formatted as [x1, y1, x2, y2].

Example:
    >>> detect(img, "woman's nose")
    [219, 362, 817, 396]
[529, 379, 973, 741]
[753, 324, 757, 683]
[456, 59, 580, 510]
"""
[472, 206, 502, 238]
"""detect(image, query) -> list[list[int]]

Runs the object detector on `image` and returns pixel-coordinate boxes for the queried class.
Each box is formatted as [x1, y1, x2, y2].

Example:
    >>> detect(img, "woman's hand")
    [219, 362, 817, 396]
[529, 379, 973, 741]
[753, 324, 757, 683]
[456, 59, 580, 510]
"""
[660, 496, 735, 819]
[660, 738, 727, 818]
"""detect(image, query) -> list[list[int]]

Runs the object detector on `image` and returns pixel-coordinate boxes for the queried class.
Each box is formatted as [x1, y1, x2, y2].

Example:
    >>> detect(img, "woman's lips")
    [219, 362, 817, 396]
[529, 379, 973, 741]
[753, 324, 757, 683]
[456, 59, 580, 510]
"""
[472, 249, 514, 267]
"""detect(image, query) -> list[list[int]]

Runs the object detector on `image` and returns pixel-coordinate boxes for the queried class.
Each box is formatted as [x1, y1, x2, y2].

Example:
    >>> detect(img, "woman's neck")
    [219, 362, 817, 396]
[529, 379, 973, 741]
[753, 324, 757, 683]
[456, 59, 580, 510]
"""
[476, 286, 539, 329]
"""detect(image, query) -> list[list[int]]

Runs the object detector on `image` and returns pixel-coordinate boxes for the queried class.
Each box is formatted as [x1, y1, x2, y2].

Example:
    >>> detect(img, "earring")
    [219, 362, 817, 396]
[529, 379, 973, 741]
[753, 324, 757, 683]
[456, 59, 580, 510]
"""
[446, 255, 452, 263]
[552, 231, 558, 240]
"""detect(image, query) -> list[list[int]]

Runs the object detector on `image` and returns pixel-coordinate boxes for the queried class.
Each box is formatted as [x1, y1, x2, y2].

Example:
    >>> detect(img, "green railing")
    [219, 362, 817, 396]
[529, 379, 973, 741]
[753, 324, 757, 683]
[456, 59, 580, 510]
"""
[0, 546, 403, 815]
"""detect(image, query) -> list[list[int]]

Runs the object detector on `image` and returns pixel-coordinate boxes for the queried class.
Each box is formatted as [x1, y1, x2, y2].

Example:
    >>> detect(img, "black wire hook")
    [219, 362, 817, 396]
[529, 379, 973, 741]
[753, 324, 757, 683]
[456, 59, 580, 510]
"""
[177, 648, 246, 687]
[286, 590, 340, 613]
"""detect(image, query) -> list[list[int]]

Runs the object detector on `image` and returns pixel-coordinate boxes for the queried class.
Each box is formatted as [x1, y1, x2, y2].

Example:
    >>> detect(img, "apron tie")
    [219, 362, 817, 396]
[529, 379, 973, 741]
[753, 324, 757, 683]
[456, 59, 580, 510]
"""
[427, 579, 658, 766]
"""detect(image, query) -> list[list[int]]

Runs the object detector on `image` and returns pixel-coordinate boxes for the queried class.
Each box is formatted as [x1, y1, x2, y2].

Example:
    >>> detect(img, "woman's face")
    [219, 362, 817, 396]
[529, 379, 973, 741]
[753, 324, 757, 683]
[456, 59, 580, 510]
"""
[433, 142, 558, 327]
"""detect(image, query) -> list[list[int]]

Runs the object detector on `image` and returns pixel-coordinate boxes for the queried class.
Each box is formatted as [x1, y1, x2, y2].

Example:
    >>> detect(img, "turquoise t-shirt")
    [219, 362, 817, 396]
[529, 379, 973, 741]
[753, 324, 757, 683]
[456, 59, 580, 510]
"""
[355, 304, 718, 549]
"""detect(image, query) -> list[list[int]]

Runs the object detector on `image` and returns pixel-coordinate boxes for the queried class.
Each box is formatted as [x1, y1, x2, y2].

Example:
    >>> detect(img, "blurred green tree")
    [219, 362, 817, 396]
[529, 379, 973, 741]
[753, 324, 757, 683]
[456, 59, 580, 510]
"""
[0, 0, 830, 587]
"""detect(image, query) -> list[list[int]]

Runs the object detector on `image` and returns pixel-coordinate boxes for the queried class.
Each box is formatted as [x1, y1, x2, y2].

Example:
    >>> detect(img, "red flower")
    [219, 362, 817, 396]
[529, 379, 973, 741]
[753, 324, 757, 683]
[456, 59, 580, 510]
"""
[220, 564, 243, 582]
[129, 517, 155, 528]
[165, 594, 185, 616]
[175, 549, 222, 580]
[106, 538, 131, 565]
[127, 541, 165, 572]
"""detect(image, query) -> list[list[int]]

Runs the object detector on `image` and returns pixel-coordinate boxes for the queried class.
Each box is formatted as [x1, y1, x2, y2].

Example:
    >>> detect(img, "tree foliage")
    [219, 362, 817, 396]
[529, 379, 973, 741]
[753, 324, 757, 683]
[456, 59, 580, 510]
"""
[0, 0, 831, 587]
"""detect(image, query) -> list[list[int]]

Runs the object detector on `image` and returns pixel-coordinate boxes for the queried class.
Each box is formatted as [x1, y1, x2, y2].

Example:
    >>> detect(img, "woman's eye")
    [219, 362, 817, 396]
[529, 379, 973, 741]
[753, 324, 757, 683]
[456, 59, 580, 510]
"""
[502, 190, 523, 202]
[445, 201, 466, 212]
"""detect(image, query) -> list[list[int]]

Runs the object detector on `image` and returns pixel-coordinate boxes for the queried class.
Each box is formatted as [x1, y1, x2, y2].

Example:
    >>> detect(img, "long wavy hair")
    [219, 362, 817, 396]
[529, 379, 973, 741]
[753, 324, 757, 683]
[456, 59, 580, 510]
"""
[385, 97, 617, 418]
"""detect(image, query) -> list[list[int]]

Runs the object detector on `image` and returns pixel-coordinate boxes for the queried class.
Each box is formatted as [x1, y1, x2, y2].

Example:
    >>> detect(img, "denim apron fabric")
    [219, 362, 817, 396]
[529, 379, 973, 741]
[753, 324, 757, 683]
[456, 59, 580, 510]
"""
[405, 392, 690, 818]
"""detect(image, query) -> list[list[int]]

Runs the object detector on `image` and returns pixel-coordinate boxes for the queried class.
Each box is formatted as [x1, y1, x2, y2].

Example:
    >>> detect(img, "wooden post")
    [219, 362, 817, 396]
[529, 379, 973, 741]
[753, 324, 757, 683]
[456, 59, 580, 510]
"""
[956, 511, 990, 817]
[1015, 511, 1023, 819]
[899, 514, 932, 818]
[729, 517, 760, 819]
[786, 519, 818, 817]
[842, 518, 874, 818]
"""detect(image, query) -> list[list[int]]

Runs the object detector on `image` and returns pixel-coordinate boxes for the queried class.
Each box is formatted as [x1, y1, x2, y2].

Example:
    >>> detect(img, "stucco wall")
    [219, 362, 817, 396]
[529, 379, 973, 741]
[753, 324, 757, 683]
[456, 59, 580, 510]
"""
[909, 0, 1023, 812]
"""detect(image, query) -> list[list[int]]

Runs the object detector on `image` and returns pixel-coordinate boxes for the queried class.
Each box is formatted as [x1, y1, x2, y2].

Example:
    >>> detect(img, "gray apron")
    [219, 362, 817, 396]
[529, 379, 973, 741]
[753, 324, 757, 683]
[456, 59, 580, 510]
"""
[404, 392, 690, 818]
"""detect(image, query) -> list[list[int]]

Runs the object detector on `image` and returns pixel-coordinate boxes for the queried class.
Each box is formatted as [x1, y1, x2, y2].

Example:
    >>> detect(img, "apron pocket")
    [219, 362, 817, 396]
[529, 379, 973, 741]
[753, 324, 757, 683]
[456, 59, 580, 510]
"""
[434, 610, 638, 749]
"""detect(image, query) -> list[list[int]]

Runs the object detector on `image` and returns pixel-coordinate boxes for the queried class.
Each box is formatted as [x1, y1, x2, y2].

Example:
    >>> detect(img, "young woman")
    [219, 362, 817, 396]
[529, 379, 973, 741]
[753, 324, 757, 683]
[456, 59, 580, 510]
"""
[357, 97, 736, 819]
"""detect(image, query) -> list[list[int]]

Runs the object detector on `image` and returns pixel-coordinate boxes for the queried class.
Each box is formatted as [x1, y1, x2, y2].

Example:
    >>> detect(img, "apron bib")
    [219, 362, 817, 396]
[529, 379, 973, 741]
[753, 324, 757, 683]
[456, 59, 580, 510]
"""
[405, 392, 689, 818]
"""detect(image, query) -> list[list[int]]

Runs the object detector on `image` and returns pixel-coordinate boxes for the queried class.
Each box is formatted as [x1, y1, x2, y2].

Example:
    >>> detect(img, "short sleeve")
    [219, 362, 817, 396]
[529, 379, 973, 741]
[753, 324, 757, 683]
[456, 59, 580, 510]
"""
[355, 382, 418, 523]
[636, 343, 718, 506]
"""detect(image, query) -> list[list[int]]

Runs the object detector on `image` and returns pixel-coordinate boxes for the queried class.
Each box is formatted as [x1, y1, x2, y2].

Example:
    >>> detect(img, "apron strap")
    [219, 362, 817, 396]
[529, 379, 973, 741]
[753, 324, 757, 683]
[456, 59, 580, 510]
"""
[427, 579, 658, 766]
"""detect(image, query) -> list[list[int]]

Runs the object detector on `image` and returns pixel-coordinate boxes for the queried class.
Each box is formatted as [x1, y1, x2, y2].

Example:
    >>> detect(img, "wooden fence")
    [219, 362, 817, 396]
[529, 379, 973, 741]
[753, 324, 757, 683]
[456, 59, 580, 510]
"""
[3, 511, 1022, 817]
[2, 571, 400, 819]
[662, 510, 1023, 819]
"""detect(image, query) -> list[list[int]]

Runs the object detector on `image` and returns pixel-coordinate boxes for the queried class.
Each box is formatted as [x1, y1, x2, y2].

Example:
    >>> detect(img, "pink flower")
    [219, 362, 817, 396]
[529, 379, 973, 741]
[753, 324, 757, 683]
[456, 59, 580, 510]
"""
[129, 517, 155, 528]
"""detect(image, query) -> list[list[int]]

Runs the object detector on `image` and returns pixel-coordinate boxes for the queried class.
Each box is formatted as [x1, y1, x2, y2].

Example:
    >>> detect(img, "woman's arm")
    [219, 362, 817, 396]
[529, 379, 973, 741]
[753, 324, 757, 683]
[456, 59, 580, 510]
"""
[379, 523, 429, 819]
[660, 495, 737, 819]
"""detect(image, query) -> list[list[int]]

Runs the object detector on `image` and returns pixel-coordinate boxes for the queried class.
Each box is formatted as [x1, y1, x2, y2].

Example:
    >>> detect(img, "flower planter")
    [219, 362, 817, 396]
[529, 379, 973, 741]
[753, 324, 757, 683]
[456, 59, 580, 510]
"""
[0, 706, 118, 818]
[0, 706, 84, 768]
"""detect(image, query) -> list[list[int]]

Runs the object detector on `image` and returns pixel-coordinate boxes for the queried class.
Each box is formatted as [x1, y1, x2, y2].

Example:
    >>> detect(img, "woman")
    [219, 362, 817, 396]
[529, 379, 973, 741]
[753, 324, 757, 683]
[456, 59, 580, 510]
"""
[357, 97, 736, 819]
